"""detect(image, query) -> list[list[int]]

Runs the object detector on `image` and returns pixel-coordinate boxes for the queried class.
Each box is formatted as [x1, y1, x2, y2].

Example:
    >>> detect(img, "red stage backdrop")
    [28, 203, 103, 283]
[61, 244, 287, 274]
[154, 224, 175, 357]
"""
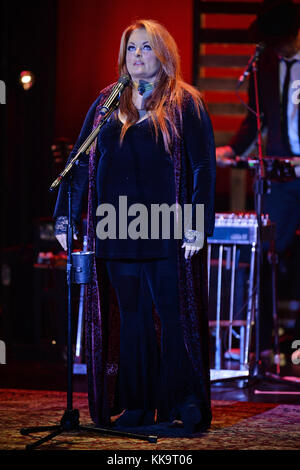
[55, 0, 193, 142]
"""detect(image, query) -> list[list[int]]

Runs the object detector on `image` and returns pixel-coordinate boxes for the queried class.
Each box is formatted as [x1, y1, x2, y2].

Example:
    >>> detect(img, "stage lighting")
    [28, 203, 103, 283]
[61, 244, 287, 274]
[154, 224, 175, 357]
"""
[19, 70, 35, 90]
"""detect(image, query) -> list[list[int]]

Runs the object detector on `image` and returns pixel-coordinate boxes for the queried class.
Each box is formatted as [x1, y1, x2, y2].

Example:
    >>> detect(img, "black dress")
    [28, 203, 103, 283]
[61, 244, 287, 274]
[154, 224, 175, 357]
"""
[54, 97, 216, 430]
[95, 115, 176, 258]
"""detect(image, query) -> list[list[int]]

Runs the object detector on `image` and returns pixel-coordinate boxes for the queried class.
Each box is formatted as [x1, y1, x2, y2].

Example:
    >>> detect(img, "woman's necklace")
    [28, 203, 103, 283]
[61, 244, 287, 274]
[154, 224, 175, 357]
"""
[118, 81, 155, 124]
[132, 80, 155, 120]
[132, 80, 155, 96]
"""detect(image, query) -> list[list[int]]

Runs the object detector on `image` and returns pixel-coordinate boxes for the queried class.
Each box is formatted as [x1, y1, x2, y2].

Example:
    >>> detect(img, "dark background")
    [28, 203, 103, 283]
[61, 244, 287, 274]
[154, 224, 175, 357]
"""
[1, 0, 299, 357]
[0, 0, 196, 353]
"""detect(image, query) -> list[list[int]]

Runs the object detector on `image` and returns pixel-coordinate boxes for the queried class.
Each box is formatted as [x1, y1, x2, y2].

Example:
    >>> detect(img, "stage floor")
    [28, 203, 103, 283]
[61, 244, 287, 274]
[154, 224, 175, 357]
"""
[0, 344, 300, 450]
[0, 389, 299, 450]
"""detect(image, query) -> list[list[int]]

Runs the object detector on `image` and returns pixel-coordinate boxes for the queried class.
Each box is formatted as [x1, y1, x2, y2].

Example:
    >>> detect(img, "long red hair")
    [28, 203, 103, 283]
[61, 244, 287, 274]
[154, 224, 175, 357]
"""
[117, 19, 202, 153]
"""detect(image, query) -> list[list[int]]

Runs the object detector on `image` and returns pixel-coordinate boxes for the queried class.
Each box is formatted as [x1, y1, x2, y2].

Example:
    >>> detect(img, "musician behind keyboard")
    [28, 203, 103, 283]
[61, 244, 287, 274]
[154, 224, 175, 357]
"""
[215, 1, 300, 357]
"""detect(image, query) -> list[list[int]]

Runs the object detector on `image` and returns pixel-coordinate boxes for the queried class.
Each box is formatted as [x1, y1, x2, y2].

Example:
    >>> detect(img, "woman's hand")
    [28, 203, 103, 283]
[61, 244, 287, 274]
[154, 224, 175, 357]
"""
[182, 242, 201, 259]
[54, 216, 78, 251]
[181, 230, 204, 259]
[55, 232, 78, 252]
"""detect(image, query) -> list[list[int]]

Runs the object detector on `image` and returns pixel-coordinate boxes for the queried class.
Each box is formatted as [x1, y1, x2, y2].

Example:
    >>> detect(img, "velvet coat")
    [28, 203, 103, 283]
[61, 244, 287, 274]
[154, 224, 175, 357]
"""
[54, 83, 216, 425]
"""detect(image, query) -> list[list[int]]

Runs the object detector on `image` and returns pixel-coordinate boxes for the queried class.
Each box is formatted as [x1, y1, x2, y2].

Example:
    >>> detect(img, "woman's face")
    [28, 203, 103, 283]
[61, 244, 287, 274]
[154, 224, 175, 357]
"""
[126, 28, 161, 82]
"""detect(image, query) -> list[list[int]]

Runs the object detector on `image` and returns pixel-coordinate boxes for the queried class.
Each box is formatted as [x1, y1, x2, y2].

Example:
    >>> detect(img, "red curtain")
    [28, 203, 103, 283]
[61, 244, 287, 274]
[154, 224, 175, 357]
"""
[55, 0, 193, 141]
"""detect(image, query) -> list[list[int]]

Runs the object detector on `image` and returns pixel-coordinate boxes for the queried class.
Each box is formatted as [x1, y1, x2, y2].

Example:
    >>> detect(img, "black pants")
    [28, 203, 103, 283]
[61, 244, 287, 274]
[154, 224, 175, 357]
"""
[105, 257, 195, 420]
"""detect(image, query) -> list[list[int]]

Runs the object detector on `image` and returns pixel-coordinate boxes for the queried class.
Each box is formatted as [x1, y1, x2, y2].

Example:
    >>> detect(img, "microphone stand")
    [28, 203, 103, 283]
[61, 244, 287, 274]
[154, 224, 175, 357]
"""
[20, 100, 157, 449]
[250, 59, 267, 381]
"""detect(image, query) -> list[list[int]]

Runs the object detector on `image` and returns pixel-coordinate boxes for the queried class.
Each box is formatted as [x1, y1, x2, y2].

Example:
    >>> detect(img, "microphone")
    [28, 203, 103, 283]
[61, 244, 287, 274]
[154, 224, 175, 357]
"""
[237, 43, 266, 86]
[99, 74, 131, 116]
